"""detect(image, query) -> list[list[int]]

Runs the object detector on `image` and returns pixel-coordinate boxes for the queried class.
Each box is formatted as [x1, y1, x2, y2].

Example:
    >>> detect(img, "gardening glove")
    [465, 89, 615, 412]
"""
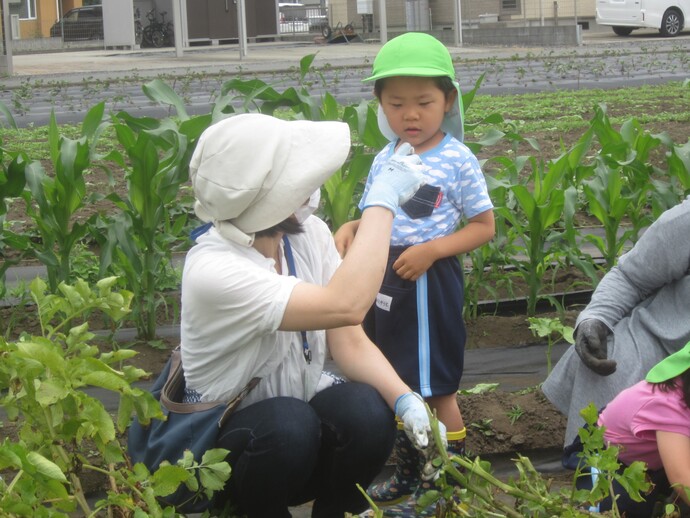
[361, 142, 425, 215]
[575, 319, 616, 376]
[395, 392, 447, 450]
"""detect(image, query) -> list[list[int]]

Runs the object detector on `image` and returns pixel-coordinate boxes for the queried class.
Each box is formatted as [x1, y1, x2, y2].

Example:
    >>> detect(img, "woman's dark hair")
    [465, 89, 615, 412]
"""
[374, 76, 456, 100]
[255, 215, 304, 238]
[654, 369, 690, 409]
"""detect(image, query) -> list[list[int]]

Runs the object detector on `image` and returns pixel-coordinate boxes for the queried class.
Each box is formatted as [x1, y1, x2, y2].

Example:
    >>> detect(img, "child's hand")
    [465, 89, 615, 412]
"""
[393, 244, 435, 281]
[334, 221, 357, 258]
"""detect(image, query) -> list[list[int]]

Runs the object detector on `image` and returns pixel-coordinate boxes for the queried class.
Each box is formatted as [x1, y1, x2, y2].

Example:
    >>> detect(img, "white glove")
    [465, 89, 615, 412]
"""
[362, 142, 425, 214]
[395, 391, 446, 449]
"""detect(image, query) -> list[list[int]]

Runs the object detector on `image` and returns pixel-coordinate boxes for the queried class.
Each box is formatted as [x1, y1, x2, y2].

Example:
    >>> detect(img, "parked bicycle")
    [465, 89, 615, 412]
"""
[134, 7, 143, 46]
[142, 8, 174, 48]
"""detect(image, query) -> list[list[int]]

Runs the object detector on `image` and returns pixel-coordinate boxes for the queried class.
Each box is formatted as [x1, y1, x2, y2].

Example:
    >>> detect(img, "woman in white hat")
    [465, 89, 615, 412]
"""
[180, 113, 443, 517]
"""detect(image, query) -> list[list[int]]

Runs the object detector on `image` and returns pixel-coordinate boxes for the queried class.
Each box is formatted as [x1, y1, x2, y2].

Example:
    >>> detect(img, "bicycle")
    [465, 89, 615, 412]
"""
[134, 7, 143, 46]
[142, 8, 174, 48]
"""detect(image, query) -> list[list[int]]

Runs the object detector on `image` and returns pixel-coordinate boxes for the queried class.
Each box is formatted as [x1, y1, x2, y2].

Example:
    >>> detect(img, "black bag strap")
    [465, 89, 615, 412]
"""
[160, 346, 260, 426]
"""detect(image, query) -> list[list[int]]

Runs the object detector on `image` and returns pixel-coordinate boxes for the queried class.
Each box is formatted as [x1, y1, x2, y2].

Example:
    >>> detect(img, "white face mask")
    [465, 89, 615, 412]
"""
[294, 189, 321, 224]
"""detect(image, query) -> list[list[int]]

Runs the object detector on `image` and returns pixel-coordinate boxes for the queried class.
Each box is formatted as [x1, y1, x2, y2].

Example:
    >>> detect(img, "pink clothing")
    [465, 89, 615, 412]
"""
[598, 379, 690, 470]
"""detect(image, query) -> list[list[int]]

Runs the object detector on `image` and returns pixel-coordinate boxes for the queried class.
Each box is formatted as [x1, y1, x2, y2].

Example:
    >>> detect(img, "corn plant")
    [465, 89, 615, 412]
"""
[214, 53, 334, 121]
[491, 154, 575, 316]
[0, 144, 31, 298]
[94, 79, 208, 341]
[99, 118, 191, 341]
[581, 105, 669, 268]
[0, 277, 232, 516]
[653, 137, 690, 218]
[21, 104, 110, 291]
[319, 100, 385, 230]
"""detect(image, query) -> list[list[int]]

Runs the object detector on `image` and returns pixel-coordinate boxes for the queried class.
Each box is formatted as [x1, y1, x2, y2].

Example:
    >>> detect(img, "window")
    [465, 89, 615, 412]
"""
[19, 0, 36, 20]
[501, 0, 520, 14]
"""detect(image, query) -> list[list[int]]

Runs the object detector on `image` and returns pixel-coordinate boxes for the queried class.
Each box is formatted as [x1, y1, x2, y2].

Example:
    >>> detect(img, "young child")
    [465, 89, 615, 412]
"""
[334, 32, 495, 516]
[578, 341, 690, 517]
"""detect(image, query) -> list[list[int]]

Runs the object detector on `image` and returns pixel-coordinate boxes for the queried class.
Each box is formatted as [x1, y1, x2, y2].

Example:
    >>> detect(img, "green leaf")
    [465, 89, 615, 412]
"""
[0, 99, 17, 128]
[198, 465, 229, 492]
[81, 370, 130, 392]
[81, 101, 106, 141]
[151, 464, 190, 497]
[27, 452, 68, 482]
[17, 342, 67, 374]
[458, 383, 499, 395]
[34, 378, 70, 406]
[142, 79, 190, 120]
[201, 448, 230, 465]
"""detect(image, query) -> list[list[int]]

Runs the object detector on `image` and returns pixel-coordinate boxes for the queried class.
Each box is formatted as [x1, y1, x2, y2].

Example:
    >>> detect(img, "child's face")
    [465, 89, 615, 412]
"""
[379, 76, 455, 154]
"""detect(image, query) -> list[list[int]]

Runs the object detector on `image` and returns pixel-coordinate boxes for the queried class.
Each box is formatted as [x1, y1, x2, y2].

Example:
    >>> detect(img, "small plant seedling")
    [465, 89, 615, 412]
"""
[528, 316, 574, 375]
[470, 418, 495, 437]
[507, 405, 525, 425]
[458, 383, 499, 396]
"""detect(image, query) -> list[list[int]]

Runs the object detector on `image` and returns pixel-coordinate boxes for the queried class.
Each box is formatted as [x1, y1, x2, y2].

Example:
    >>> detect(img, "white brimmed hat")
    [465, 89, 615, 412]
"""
[190, 114, 351, 245]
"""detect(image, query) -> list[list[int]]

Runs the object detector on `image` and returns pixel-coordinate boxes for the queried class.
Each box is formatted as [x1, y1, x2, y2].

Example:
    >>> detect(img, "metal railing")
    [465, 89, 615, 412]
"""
[279, 5, 329, 35]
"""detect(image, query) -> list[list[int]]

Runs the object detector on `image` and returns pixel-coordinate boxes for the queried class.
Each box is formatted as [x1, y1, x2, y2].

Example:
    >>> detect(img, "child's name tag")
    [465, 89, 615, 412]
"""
[375, 292, 393, 312]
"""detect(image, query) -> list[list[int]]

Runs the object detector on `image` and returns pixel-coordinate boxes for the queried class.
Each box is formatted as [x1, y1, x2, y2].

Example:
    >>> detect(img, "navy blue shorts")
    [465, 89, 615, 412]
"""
[363, 246, 466, 397]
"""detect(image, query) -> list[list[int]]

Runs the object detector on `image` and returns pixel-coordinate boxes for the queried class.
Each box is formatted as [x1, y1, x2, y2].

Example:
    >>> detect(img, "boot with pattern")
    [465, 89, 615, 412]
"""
[382, 429, 466, 517]
[367, 425, 422, 506]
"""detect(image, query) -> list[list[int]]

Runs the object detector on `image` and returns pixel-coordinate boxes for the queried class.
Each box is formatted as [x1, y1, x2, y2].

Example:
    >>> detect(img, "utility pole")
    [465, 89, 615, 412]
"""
[378, 0, 387, 43]
[453, 0, 462, 46]
[0, 0, 13, 76]
[238, 0, 248, 58]
[172, 0, 183, 57]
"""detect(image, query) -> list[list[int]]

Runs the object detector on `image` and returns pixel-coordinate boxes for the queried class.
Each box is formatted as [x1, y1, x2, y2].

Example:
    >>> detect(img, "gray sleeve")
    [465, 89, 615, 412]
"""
[577, 197, 690, 331]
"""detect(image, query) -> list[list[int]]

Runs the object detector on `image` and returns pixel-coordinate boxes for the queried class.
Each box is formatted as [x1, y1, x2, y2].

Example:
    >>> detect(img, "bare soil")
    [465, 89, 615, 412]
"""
[3, 93, 688, 493]
[0, 297, 574, 459]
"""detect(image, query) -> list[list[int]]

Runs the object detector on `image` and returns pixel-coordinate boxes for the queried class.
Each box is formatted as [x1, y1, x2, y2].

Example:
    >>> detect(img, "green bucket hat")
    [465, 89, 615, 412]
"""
[364, 32, 464, 143]
[646, 341, 690, 383]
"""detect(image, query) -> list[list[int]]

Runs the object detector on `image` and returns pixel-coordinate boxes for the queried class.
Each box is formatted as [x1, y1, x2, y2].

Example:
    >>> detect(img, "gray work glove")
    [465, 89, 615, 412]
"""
[361, 143, 425, 215]
[574, 319, 616, 376]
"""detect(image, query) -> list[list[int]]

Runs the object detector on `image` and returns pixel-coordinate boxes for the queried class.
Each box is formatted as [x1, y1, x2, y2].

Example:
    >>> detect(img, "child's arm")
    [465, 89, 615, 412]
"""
[334, 219, 361, 258]
[393, 209, 495, 281]
[657, 430, 690, 505]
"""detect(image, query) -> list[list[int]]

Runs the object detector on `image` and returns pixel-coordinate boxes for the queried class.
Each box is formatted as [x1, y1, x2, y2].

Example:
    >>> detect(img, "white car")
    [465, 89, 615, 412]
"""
[596, 0, 689, 36]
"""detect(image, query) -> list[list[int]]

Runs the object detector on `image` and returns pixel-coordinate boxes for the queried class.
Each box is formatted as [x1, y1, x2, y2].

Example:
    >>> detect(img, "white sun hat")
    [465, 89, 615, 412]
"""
[190, 114, 351, 245]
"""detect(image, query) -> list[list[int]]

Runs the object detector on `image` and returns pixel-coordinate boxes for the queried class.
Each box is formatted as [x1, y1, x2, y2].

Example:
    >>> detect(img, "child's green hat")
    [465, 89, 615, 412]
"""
[365, 32, 456, 81]
[646, 341, 690, 383]
[364, 32, 464, 143]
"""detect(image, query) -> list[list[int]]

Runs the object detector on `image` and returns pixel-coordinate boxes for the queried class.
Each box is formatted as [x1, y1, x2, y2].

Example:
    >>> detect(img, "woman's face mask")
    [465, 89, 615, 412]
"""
[294, 189, 321, 224]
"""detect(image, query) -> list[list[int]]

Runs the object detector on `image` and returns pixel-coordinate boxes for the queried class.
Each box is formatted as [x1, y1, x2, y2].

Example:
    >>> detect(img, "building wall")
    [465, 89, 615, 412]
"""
[20, 0, 83, 38]
[329, 0, 596, 30]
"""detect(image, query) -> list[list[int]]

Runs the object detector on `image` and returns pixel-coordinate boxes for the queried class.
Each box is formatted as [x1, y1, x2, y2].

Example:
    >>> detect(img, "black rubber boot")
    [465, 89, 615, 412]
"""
[367, 427, 422, 506]
[382, 436, 466, 517]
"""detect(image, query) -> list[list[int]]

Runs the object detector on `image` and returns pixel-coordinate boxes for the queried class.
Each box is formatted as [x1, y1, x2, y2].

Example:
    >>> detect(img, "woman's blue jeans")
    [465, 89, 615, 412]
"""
[215, 382, 396, 518]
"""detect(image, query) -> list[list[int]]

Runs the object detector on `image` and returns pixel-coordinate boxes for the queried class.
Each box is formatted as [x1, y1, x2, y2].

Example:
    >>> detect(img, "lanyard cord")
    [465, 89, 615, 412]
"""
[282, 236, 312, 364]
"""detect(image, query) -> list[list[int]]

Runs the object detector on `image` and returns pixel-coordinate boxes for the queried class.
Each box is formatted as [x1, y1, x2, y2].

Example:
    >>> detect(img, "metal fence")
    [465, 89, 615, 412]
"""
[359, 0, 591, 33]
[279, 5, 329, 36]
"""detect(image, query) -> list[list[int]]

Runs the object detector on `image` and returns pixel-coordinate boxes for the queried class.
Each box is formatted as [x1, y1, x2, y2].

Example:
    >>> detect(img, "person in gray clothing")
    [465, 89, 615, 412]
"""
[542, 196, 690, 447]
